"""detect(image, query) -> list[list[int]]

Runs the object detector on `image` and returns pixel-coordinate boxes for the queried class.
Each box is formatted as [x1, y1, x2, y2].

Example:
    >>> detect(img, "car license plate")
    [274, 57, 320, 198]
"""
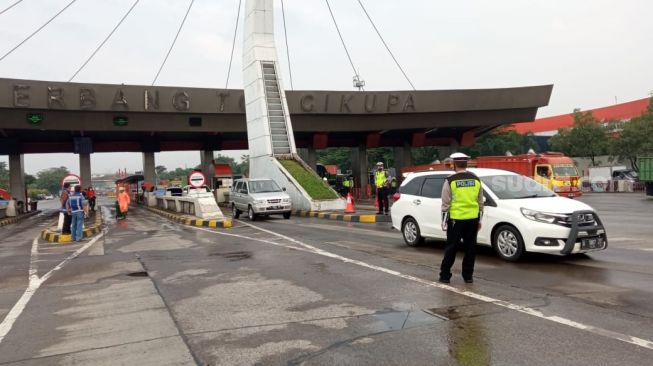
[581, 237, 601, 250]
[568, 193, 575, 197]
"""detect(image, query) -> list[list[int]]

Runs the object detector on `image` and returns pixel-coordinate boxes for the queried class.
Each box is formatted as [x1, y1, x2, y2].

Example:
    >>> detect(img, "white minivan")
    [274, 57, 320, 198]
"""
[391, 168, 607, 261]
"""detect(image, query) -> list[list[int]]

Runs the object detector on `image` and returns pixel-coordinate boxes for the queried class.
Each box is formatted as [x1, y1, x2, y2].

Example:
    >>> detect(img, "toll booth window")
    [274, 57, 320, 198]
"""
[420, 177, 445, 199]
[399, 176, 425, 196]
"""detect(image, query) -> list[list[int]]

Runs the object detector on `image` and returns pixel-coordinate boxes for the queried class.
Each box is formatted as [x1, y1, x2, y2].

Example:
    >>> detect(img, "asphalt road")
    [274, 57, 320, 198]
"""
[0, 193, 652, 365]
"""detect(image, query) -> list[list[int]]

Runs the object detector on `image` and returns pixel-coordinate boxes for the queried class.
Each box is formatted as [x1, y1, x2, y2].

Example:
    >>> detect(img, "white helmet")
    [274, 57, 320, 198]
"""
[376, 162, 384, 167]
[449, 152, 471, 161]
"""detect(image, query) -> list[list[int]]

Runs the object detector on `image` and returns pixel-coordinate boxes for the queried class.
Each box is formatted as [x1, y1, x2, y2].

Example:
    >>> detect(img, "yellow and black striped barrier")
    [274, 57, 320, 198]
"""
[292, 210, 392, 223]
[40, 212, 103, 243]
[147, 207, 233, 229]
[0, 210, 41, 227]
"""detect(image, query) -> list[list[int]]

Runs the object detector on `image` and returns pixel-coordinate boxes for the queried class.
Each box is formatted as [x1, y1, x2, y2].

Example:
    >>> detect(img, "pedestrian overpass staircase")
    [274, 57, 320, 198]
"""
[262, 62, 292, 156]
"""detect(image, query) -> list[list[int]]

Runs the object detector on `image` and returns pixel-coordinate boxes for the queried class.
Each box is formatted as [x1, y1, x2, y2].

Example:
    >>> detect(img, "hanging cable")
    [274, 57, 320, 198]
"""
[68, 0, 141, 82]
[0, 0, 23, 15]
[152, 0, 195, 86]
[356, 0, 416, 90]
[0, 0, 79, 63]
[225, 0, 242, 89]
[324, 0, 361, 86]
[280, 0, 294, 90]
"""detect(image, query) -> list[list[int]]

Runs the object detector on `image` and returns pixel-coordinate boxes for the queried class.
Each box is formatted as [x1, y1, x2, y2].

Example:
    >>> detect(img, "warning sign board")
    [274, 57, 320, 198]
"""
[188, 171, 207, 188]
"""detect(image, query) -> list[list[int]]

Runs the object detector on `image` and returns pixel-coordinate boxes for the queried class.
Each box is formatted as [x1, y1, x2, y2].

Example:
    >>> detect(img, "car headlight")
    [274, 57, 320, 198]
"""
[521, 208, 566, 224]
[254, 199, 266, 205]
[282, 198, 290, 203]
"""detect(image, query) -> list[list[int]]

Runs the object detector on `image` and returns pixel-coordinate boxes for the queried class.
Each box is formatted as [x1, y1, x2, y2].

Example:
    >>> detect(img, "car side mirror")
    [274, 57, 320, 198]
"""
[282, 187, 286, 191]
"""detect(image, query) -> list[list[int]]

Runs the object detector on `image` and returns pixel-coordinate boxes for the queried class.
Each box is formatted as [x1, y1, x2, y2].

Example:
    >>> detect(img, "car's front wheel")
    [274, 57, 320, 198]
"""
[232, 204, 241, 219]
[248, 206, 257, 221]
[492, 225, 525, 261]
[402, 218, 424, 247]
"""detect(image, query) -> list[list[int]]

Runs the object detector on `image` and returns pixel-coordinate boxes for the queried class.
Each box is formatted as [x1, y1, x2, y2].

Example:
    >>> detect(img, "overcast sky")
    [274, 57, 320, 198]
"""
[1, 0, 651, 175]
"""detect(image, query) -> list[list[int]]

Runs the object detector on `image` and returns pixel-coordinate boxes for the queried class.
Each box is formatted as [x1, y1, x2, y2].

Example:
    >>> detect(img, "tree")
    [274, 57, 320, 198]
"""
[25, 174, 36, 187]
[412, 147, 440, 165]
[0, 161, 8, 189]
[316, 148, 352, 172]
[155, 165, 167, 176]
[549, 110, 609, 166]
[34, 167, 70, 194]
[463, 130, 538, 157]
[610, 100, 653, 171]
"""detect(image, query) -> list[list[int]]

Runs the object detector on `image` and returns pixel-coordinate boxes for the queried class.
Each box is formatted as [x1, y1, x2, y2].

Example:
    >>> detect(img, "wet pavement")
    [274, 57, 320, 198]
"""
[0, 194, 651, 365]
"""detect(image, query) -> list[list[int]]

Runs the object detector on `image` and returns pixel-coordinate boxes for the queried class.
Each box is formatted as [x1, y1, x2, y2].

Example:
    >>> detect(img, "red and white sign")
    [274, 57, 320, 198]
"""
[61, 174, 82, 189]
[188, 171, 207, 188]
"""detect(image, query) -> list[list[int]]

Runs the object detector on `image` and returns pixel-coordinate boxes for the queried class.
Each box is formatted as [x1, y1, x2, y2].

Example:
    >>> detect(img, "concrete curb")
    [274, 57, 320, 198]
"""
[292, 210, 392, 223]
[147, 206, 233, 229]
[0, 211, 41, 227]
[40, 212, 102, 243]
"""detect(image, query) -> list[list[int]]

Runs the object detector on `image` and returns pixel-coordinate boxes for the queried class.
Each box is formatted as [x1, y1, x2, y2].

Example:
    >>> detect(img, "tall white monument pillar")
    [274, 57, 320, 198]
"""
[242, 0, 343, 211]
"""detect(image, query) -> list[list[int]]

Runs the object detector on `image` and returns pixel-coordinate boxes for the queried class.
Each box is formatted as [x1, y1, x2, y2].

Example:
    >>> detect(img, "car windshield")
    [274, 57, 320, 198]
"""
[553, 165, 579, 176]
[249, 180, 282, 193]
[481, 175, 556, 199]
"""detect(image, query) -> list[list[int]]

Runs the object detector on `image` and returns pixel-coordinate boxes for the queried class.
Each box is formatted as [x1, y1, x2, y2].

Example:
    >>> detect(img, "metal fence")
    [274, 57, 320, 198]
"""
[581, 180, 646, 193]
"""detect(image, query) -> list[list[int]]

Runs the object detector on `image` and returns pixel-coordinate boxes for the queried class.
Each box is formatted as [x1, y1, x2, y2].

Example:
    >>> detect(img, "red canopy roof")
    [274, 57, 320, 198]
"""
[512, 97, 650, 134]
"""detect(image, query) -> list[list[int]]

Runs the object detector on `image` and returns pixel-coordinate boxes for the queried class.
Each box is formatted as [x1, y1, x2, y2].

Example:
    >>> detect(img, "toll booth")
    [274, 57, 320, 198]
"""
[114, 174, 144, 203]
[212, 163, 234, 203]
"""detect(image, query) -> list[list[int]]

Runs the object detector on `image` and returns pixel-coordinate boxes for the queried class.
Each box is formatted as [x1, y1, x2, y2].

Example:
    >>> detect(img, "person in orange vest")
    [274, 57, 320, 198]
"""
[86, 186, 97, 211]
[116, 186, 131, 219]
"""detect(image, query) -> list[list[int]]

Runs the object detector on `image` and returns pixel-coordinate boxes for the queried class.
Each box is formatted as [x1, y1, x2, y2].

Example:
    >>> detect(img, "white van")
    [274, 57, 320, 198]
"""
[390, 168, 607, 261]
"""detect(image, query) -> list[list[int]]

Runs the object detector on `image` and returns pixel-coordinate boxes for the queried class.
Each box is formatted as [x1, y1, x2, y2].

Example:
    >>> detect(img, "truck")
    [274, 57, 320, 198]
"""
[588, 165, 637, 183]
[640, 157, 653, 196]
[475, 153, 582, 198]
[401, 152, 583, 198]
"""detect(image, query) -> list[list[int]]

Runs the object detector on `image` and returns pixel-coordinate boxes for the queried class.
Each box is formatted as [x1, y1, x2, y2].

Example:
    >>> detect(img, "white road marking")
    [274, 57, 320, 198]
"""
[0, 232, 104, 345]
[190, 222, 653, 351]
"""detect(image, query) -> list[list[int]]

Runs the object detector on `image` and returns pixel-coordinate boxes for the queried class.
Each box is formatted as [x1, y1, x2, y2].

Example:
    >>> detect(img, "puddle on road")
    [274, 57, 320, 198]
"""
[209, 251, 253, 261]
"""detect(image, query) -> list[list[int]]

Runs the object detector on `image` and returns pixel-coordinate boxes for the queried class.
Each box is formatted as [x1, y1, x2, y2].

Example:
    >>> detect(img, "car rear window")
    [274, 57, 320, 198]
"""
[399, 176, 425, 196]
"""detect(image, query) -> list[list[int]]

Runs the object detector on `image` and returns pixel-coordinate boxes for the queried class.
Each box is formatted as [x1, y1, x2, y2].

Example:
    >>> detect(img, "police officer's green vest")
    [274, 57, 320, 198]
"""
[375, 171, 387, 188]
[343, 179, 351, 188]
[448, 172, 481, 220]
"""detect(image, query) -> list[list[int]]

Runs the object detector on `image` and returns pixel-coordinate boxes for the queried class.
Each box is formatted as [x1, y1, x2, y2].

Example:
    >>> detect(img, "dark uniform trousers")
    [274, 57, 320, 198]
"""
[439, 217, 479, 280]
[376, 187, 389, 213]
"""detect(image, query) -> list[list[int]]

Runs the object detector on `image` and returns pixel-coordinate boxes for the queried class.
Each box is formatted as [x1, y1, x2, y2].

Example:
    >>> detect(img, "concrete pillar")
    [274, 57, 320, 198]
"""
[306, 147, 317, 171]
[351, 146, 368, 197]
[142, 152, 156, 186]
[393, 143, 413, 178]
[438, 141, 460, 161]
[79, 153, 91, 188]
[9, 154, 26, 205]
[200, 150, 214, 188]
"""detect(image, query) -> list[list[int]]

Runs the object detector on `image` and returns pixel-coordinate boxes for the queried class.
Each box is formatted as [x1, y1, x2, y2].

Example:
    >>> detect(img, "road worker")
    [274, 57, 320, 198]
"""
[439, 152, 484, 284]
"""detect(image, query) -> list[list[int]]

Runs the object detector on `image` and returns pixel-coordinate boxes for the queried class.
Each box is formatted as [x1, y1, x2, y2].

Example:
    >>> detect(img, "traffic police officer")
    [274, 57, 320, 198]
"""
[439, 152, 484, 284]
[375, 162, 390, 215]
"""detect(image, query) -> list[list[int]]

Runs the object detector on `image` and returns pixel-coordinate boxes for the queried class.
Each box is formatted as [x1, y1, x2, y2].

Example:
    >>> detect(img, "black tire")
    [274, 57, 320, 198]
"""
[283, 211, 291, 219]
[248, 206, 257, 221]
[492, 225, 525, 261]
[232, 204, 241, 219]
[401, 217, 424, 247]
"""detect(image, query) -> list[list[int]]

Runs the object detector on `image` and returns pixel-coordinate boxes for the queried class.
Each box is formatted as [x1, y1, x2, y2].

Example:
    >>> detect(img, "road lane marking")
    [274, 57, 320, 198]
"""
[0, 232, 104, 345]
[190, 221, 653, 351]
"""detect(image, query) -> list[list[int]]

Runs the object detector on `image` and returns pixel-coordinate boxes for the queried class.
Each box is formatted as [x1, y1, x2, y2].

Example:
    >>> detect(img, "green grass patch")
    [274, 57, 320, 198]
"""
[278, 159, 338, 200]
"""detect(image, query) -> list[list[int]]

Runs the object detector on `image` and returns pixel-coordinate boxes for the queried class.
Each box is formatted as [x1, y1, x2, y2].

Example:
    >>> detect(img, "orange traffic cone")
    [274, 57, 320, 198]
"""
[345, 193, 356, 213]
